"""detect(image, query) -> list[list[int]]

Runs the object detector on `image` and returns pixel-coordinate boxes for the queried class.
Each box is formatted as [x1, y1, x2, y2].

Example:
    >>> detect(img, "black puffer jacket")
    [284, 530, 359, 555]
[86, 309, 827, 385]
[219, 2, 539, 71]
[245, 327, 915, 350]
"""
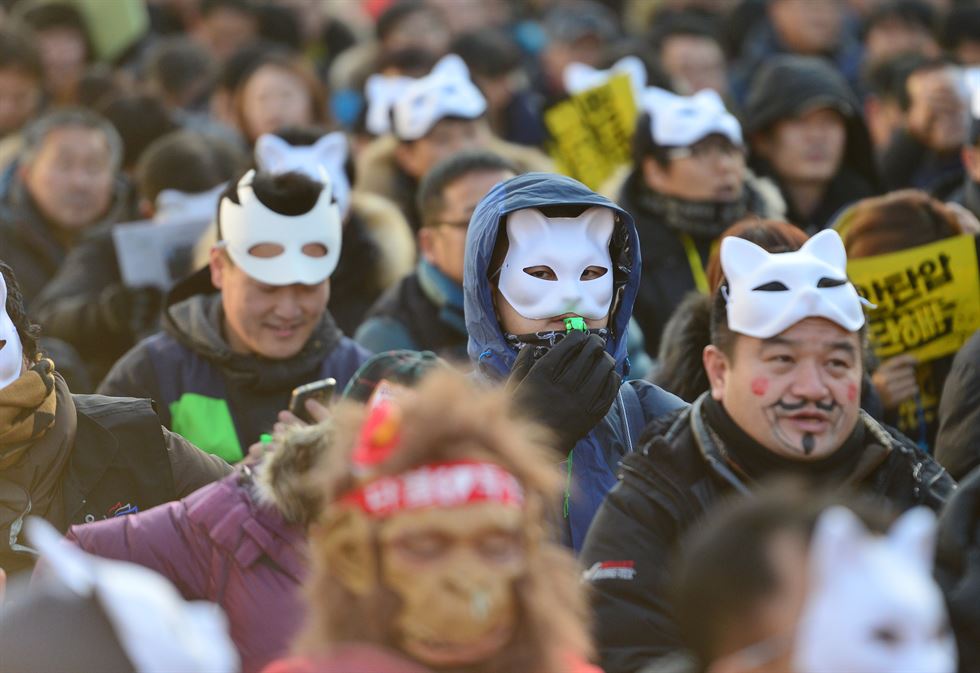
[581, 394, 954, 673]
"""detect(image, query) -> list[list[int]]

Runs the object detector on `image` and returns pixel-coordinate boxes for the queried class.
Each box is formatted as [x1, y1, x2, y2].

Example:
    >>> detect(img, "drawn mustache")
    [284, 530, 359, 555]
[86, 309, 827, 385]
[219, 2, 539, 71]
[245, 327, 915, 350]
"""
[772, 398, 838, 412]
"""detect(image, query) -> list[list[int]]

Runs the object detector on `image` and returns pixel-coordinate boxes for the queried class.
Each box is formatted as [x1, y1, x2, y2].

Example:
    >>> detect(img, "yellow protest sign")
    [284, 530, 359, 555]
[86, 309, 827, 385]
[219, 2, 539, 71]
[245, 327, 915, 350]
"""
[847, 234, 980, 363]
[544, 73, 637, 190]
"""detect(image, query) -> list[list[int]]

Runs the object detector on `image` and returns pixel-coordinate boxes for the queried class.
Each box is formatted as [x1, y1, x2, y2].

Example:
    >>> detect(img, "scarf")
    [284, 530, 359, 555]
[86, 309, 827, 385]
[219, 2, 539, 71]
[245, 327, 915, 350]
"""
[417, 259, 466, 334]
[635, 185, 753, 239]
[0, 363, 76, 571]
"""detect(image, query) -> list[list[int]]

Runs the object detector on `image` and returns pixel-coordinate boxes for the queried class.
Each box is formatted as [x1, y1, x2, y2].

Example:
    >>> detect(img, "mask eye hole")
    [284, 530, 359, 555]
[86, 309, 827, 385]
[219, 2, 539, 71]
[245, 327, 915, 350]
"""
[817, 277, 848, 288]
[302, 243, 328, 258]
[752, 281, 789, 291]
[523, 266, 557, 281]
[248, 243, 285, 258]
[581, 266, 608, 281]
[872, 626, 901, 646]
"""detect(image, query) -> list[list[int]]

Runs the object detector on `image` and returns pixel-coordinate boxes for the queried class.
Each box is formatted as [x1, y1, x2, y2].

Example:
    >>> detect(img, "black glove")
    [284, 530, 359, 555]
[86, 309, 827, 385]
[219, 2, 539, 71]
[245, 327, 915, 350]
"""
[101, 284, 164, 339]
[509, 330, 621, 451]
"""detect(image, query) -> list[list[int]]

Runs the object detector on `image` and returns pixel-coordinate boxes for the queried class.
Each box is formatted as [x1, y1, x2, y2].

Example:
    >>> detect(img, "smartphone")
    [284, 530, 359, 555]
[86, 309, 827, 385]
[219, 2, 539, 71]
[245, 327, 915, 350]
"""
[289, 377, 336, 423]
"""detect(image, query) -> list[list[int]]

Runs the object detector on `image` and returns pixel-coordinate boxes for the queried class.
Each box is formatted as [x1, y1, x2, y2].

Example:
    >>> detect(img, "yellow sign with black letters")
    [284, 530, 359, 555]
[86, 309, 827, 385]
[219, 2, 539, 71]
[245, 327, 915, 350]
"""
[544, 74, 637, 190]
[847, 234, 980, 363]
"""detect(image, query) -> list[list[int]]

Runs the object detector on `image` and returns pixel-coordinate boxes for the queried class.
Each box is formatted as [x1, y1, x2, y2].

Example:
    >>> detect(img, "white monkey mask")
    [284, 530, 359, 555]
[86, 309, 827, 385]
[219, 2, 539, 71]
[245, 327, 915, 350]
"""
[497, 207, 615, 321]
[721, 229, 865, 339]
[218, 169, 342, 286]
[793, 506, 956, 673]
[0, 272, 23, 390]
[254, 132, 351, 218]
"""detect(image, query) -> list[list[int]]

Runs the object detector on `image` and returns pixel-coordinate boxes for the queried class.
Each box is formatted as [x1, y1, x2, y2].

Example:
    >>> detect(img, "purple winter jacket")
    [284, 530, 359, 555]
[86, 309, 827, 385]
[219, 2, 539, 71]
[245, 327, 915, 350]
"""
[66, 468, 307, 673]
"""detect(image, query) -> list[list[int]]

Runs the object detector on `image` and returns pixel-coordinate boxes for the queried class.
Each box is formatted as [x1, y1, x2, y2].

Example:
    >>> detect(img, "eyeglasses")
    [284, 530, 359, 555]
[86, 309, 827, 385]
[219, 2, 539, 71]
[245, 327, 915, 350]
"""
[666, 137, 746, 162]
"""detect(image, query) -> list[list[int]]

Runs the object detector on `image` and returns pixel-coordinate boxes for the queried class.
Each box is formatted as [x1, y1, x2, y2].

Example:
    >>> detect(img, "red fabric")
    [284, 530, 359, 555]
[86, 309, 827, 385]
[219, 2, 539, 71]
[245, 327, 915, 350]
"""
[339, 460, 525, 517]
[64, 472, 307, 673]
[261, 646, 433, 673]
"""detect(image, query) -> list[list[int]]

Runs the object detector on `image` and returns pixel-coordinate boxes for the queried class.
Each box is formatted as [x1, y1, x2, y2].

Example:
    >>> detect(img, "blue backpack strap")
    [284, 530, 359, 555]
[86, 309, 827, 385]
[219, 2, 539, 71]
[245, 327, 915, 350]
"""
[618, 381, 646, 453]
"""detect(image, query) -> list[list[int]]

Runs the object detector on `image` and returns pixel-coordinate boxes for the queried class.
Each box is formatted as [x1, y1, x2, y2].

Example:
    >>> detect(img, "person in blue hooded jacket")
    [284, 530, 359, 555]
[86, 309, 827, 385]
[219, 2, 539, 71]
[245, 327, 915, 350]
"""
[464, 171, 685, 549]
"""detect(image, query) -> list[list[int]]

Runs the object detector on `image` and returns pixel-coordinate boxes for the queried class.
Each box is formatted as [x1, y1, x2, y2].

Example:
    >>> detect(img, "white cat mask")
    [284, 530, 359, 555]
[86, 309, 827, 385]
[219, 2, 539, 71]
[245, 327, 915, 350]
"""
[0, 272, 23, 390]
[28, 517, 239, 673]
[218, 169, 342, 286]
[498, 207, 614, 321]
[563, 56, 646, 99]
[364, 73, 415, 136]
[641, 87, 742, 147]
[721, 229, 865, 339]
[254, 132, 351, 217]
[793, 506, 956, 673]
[391, 54, 486, 141]
[153, 183, 226, 225]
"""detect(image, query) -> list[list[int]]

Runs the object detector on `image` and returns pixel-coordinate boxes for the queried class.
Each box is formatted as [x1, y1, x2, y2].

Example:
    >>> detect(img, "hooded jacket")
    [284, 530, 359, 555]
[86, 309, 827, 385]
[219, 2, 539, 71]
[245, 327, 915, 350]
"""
[463, 172, 685, 549]
[97, 273, 370, 462]
[743, 55, 879, 232]
[65, 424, 318, 673]
[581, 395, 954, 673]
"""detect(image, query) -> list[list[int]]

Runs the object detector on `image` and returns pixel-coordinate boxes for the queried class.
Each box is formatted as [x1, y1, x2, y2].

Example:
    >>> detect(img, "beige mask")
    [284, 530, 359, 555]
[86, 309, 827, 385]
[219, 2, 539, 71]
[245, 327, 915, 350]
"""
[322, 501, 527, 668]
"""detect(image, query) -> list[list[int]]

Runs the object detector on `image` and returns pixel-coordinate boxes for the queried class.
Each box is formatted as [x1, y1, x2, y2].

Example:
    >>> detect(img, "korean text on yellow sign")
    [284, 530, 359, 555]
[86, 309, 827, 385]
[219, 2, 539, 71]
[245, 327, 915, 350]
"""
[847, 234, 980, 363]
[544, 73, 637, 190]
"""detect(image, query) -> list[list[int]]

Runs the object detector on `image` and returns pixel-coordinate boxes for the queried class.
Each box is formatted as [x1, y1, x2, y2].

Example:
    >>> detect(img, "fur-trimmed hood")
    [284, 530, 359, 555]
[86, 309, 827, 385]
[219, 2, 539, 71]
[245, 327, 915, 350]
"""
[253, 421, 332, 525]
[649, 292, 712, 403]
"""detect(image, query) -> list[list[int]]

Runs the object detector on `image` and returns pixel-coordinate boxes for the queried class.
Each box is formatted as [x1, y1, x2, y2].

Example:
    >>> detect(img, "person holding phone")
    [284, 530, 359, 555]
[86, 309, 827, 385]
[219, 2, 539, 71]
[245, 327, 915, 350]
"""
[98, 169, 371, 463]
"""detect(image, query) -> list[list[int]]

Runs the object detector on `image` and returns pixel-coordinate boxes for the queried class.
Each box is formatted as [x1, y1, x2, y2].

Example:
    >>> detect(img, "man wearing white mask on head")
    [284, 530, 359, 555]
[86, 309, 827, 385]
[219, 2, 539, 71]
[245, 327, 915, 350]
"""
[252, 127, 414, 333]
[99, 169, 371, 463]
[33, 131, 248, 386]
[463, 171, 685, 551]
[581, 229, 955, 673]
[0, 260, 230, 580]
[355, 53, 552, 232]
[617, 86, 785, 358]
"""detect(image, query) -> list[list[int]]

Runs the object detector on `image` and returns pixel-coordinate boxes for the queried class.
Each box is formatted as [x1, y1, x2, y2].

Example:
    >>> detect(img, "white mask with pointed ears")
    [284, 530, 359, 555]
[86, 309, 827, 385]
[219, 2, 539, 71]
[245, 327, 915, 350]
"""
[391, 54, 486, 141]
[497, 207, 615, 321]
[254, 132, 351, 217]
[793, 506, 956, 673]
[0, 272, 23, 390]
[720, 229, 865, 339]
[563, 56, 647, 99]
[218, 169, 342, 286]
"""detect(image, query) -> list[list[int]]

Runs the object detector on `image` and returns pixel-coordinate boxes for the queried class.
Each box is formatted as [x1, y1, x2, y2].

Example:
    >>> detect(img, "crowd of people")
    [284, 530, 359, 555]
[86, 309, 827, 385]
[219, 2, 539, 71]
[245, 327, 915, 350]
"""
[0, 0, 979, 671]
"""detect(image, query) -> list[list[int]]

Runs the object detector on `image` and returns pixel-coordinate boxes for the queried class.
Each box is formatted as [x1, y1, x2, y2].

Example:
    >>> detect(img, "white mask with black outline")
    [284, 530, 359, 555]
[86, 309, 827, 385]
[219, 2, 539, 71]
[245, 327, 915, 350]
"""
[254, 132, 351, 217]
[721, 229, 865, 339]
[498, 207, 614, 321]
[793, 506, 956, 673]
[218, 169, 342, 286]
[0, 272, 22, 390]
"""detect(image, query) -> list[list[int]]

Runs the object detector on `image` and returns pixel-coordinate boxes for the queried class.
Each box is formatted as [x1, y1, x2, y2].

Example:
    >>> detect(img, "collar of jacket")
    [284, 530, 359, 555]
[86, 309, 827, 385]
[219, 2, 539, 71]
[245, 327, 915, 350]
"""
[631, 175, 754, 239]
[417, 258, 466, 333]
[673, 393, 898, 493]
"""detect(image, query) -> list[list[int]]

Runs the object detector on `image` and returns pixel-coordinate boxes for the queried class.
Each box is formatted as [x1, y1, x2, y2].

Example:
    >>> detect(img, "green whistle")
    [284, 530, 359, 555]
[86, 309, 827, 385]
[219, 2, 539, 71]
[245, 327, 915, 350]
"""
[564, 316, 587, 332]
[260, 433, 273, 445]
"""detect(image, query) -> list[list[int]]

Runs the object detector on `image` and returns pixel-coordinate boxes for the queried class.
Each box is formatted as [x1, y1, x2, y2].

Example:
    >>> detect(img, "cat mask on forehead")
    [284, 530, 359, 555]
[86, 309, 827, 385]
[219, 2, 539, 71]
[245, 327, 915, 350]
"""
[721, 229, 865, 339]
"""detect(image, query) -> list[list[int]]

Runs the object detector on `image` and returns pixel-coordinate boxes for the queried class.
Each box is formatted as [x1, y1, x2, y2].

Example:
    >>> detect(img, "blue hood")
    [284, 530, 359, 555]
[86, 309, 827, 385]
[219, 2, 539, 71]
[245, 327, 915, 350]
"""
[464, 172, 641, 379]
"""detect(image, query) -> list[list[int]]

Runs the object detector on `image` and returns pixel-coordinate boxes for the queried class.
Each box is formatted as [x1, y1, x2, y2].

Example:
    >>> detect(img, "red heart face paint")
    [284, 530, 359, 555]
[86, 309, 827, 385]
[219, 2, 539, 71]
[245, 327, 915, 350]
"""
[847, 383, 858, 403]
[751, 377, 769, 396]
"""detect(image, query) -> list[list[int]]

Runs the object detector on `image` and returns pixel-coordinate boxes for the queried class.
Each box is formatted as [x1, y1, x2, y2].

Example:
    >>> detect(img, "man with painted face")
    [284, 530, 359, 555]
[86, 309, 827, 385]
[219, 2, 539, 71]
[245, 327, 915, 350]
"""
[98, 169, 370, 463]
[265, 369, 599, 673]
[464, 172, 684, 550]
[580, 229, 955, 673]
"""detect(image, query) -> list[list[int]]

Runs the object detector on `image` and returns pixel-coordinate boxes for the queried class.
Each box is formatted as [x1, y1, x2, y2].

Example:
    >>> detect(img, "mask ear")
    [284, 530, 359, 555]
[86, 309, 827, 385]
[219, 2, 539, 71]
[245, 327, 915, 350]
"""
[582, 207, 615, 251]
[801, 229, 848, 273]
[313, 132, 348, 170]
[431, 53, 469, 80]
[506, 209, 551, 248]
[254, 134, 293, 172]
[810, 506, 867, 586]
[720, 236, 772, 285]
[316, 508, 378, 596]
[887, 507, 937, 573]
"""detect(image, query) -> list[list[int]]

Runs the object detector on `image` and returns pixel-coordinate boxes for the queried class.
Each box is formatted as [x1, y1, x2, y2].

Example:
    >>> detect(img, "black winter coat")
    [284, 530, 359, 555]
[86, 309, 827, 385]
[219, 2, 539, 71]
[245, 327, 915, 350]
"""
[580, 394, 955, 673]
[936, 330, 980, 480]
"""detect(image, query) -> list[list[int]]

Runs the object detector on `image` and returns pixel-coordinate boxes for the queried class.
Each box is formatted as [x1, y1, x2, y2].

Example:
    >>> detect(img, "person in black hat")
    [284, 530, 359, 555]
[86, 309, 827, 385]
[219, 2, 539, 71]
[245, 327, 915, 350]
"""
[744, 55, 880, 232]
